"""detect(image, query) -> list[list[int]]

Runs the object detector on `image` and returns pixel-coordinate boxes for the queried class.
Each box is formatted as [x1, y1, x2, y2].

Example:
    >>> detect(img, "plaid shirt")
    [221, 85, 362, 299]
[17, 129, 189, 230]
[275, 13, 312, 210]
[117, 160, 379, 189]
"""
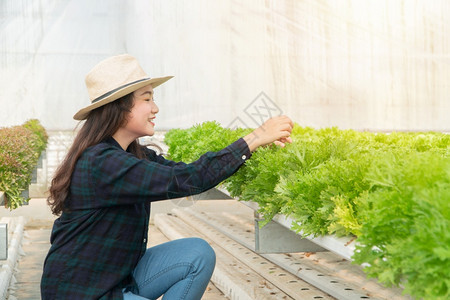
[41, 137, 251, 299]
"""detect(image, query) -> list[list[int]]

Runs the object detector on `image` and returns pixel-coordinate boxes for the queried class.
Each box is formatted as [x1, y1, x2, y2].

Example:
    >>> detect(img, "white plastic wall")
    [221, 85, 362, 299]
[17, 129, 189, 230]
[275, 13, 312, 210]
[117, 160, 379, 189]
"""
[1, 0, 449, 131]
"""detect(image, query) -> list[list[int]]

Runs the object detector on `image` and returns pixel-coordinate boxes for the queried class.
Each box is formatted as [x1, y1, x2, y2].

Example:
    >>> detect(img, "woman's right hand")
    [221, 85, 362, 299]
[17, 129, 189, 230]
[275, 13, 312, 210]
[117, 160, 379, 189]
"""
[243, 115, 294, 152]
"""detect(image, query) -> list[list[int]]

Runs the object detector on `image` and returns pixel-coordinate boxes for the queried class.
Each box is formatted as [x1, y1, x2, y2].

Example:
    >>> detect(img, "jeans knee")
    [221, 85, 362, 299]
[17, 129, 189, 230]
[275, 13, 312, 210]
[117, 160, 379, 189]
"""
[188, 238, 216, 271]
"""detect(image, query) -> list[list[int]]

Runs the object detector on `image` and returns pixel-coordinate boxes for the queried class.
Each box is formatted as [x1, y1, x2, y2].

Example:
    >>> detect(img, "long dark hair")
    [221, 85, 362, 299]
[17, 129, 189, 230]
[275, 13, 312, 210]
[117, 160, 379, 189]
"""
[48, 93, 146, 215]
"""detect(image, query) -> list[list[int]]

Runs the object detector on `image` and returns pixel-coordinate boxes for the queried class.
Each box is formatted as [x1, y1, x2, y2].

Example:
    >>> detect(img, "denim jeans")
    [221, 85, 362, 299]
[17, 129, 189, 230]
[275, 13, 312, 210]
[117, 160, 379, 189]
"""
[123, 237, 216, 300]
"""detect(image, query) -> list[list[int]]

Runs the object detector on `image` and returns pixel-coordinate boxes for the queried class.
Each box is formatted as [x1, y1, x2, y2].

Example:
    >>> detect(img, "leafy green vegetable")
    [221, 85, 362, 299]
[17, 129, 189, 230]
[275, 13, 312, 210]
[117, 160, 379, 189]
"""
[353, 151, 450, 299]
[165, 122, 450, 299]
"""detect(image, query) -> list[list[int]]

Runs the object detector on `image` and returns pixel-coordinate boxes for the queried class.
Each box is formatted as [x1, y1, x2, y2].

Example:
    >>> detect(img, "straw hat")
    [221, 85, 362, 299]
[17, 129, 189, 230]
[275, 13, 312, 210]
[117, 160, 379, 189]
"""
[73, 54, 173, 120]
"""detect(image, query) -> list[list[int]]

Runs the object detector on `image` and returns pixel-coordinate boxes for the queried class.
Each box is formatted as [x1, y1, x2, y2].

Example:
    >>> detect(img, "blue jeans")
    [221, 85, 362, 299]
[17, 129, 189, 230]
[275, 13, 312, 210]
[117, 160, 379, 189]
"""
[123, 237, 216, 300]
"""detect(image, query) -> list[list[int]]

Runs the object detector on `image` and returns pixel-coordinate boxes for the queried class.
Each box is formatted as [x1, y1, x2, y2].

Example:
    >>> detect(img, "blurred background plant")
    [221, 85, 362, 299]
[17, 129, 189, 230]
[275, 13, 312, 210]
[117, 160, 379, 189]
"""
[0, 119, 48, 209]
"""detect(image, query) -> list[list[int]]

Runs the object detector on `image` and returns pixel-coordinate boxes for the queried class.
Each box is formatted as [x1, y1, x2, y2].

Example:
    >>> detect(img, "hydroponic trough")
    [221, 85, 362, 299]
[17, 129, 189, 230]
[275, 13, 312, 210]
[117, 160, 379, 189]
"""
[215, 187, 356, 261]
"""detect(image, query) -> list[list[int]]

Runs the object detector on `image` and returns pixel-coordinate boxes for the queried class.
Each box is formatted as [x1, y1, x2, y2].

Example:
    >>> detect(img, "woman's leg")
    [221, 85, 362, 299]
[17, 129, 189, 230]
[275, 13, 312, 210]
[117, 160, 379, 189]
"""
[126, 237, 216, 300]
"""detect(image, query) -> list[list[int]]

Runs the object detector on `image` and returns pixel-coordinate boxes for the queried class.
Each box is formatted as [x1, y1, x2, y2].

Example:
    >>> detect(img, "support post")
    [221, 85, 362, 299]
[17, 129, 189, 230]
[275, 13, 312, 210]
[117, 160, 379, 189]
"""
[0, 224, 7, 260]
[254, 218, 327, 254]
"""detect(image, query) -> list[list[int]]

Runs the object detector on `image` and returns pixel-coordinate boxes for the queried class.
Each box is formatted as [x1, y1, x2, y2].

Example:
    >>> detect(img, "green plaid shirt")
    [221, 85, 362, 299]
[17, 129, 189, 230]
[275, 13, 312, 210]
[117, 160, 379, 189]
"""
[41, 137, 250, 299]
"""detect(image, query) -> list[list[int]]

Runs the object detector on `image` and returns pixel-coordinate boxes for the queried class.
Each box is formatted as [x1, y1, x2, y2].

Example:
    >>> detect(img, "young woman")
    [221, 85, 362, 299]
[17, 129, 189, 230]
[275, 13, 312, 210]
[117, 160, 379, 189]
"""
[41, 54, 293, 300]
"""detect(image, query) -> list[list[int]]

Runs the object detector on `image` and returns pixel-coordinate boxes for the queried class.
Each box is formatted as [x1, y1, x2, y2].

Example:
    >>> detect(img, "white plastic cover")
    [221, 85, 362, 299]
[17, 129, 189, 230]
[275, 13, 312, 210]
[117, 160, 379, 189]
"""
[1, 0, 449, 131]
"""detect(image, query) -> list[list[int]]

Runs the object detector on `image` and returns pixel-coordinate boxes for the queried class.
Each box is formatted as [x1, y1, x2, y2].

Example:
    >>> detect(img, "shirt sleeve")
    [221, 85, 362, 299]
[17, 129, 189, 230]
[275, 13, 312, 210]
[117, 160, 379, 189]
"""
[83, 138, 251, 207]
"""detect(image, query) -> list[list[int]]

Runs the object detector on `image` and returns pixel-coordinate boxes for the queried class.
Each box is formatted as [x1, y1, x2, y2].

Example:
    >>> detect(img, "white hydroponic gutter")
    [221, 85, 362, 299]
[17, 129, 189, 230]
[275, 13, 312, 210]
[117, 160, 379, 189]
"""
[217, 187, 357, 261]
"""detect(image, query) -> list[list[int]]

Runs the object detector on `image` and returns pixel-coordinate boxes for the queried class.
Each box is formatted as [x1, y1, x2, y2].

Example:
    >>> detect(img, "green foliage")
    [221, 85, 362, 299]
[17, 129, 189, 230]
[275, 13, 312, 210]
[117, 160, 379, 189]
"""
[0, 119, 48, 209]
[165, 121, 252, 162]
[353, 151, 450, 299]
[23, 119, 49, 153]
[165, 122, 450, 299]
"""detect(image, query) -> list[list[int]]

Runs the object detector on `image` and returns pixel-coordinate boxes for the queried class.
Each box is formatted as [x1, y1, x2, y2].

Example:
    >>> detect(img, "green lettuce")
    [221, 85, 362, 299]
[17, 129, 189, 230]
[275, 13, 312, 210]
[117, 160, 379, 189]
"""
[165, 122, 450, 299]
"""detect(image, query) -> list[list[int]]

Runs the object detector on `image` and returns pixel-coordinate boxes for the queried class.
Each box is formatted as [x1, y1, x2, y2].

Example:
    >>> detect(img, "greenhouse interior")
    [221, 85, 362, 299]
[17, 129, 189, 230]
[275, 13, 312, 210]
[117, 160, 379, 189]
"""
[0, 0, 449, 299]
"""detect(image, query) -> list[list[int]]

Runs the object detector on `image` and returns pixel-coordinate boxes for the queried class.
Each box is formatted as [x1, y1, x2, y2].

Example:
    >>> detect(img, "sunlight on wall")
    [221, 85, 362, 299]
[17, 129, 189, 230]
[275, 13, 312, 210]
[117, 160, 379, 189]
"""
[0, 0, 449, 131]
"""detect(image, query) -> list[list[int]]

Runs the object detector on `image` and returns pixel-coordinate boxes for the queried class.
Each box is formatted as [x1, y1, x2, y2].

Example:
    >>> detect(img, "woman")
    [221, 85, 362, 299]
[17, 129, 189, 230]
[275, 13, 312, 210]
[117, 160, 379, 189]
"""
[41, 54, 293, 299]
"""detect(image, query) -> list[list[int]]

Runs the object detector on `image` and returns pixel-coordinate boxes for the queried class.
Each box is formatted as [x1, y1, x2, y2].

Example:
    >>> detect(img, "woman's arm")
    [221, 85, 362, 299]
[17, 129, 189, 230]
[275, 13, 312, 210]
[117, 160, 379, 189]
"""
[73, 116, 294, 209]
[147, 115, 293, 165]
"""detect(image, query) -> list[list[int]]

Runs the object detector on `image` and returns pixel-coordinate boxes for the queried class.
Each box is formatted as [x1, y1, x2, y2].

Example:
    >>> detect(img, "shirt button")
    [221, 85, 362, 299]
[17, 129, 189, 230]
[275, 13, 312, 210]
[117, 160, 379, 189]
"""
[241, 155, 247, 160]
[143, 238, 147, 243]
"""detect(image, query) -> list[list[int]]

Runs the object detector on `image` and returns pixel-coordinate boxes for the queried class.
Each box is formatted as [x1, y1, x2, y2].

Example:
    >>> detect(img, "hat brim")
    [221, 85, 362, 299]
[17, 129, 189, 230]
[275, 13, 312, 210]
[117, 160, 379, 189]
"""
[73, 76, 173, 120]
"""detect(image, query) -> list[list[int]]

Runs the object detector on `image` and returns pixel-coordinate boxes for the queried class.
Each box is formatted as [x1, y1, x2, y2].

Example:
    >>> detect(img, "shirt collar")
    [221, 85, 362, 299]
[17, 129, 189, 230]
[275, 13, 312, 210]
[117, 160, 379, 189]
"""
[104, 136, 125, 150]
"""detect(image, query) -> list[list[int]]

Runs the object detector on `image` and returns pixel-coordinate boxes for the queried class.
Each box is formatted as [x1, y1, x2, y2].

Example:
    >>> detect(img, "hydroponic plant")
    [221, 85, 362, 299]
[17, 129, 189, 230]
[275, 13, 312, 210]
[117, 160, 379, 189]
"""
[165, 121, 449, 300]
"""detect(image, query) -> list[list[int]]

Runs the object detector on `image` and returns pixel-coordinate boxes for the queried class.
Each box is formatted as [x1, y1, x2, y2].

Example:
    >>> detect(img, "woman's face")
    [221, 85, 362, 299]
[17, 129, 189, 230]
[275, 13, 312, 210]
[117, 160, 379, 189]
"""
[123, 84, 159, 138]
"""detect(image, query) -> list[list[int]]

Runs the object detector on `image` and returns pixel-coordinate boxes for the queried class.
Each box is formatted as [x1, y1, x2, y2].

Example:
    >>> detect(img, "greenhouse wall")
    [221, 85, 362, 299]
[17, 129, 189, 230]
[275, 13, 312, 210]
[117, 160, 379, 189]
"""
[0, 0, 449, 131]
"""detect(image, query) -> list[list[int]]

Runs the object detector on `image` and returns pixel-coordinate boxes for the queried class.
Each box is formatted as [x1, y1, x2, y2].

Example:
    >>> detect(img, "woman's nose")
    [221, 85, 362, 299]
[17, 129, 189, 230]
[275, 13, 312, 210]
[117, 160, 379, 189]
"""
[152, 101, 159, 114]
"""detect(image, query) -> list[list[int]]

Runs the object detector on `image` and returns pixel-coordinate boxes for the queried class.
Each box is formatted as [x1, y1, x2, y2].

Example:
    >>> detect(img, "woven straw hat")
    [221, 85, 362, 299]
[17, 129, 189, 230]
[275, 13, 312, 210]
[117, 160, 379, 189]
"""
[73, 54, 173, 120]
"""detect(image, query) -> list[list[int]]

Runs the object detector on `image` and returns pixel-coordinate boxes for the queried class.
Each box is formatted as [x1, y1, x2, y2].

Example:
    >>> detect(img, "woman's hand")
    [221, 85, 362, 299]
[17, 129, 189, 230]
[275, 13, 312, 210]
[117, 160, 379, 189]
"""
[243, 115, 294, 152]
